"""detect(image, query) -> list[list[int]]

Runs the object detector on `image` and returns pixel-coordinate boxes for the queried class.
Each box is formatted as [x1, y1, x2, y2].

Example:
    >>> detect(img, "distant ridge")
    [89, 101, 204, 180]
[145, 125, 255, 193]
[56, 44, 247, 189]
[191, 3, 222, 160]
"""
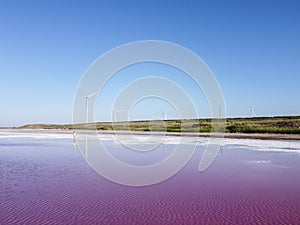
[17, 116, 300, 135]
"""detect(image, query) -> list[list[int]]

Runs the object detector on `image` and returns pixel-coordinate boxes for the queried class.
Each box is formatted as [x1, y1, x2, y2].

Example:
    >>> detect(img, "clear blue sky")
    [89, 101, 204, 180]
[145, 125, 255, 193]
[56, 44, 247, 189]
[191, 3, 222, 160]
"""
[0, 0, 300, 127]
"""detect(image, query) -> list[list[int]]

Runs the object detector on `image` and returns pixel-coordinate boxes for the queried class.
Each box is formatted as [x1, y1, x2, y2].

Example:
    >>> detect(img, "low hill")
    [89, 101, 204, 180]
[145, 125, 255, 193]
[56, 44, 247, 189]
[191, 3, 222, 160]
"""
[18, 116, 300, 134]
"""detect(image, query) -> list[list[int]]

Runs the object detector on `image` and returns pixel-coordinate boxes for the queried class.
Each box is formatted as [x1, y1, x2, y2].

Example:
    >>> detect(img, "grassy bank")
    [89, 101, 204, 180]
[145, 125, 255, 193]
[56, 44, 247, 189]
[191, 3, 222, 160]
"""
[18, 116, 300, 134]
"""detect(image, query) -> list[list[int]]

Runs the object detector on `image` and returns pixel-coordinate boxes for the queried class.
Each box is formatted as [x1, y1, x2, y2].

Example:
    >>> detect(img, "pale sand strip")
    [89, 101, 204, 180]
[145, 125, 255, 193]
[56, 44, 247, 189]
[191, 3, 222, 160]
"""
[2, 129, 299, 141]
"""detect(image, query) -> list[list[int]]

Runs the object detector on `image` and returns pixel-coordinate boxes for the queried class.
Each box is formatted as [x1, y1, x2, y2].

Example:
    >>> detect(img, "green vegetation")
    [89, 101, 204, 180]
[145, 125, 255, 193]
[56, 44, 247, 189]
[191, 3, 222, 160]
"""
[18, 116, 300, 134]
[225, 116, 300, 134]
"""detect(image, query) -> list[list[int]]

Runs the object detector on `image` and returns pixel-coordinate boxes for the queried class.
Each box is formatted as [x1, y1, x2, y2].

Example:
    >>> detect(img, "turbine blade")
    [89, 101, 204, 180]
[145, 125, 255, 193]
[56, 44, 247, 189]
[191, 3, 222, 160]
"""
[87, 90, 99, 98]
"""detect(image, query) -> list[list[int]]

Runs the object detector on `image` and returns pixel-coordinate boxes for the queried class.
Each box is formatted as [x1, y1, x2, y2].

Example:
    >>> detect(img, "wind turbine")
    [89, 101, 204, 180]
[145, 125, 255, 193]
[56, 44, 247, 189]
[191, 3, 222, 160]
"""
[79, 91, 98, 123]
[251, 108, 257, 117]
[113, 109, 125, 122]
[162, 110, 167, 120]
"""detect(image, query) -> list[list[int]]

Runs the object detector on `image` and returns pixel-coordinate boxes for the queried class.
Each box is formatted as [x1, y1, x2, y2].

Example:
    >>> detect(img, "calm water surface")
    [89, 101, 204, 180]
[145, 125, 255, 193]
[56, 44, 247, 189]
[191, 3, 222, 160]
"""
[0, 130, 299, 224]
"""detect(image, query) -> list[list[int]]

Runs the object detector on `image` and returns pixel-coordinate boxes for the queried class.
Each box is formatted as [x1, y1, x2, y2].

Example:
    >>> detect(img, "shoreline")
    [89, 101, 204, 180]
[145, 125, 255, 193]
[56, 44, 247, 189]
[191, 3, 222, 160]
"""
[1, 129, 300, 141]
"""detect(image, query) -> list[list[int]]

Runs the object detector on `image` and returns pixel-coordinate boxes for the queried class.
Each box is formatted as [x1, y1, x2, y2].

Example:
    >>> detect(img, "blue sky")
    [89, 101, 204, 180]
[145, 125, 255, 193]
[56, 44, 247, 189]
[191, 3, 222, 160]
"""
[0, 0, 300, 127]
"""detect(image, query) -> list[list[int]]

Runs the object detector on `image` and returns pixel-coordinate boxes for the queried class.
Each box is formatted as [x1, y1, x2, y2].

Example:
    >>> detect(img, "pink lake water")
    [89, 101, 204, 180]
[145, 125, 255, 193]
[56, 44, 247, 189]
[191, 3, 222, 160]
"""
[0, 130, 300, 224]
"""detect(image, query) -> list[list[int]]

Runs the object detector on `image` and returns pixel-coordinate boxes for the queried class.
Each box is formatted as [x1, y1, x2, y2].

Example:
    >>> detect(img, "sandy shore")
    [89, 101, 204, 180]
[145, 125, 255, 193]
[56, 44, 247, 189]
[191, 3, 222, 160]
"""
[2, 129, 300, 141]
[98, 130, 300, 140]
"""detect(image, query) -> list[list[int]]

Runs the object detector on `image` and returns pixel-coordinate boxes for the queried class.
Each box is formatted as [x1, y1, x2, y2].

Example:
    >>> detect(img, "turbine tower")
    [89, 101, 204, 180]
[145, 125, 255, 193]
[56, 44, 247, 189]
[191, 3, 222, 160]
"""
[162, 110, 167, 120]
[113, 109, 125, 122]
[82, 91, 98, 123]
[251, 108, 257, 117]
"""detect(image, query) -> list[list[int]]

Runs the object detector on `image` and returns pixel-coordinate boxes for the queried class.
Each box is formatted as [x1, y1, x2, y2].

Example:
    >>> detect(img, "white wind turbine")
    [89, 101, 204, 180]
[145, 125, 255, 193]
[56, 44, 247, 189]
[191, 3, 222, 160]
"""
[162, 110, 167, 120]
[113, 109, 125, 122]
[79, 91, 99, 123]
[251, 108, 257, 117]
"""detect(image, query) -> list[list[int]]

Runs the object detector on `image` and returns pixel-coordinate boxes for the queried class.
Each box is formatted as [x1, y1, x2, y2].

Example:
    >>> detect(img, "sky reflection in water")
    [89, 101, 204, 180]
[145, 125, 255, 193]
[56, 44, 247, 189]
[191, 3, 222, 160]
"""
[0, 131, 299, 224]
